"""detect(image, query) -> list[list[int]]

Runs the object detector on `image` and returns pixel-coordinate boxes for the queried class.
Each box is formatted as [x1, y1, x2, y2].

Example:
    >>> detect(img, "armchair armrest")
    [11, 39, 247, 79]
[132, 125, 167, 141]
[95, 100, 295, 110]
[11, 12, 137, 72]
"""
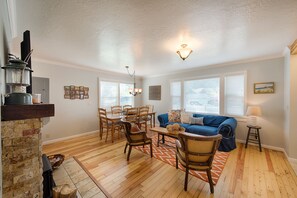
[158, 113, 169, 127]
[217, 118, 237, 139]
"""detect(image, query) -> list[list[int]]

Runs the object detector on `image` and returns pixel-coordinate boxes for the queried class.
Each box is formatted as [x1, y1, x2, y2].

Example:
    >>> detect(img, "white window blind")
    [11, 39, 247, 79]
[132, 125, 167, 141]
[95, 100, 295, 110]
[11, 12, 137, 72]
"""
[100, 81, 118, 109]
[120, 83, 134, 106]
[170, 81, 181, 109]
[225, 74, 245, 116]
[184, 78, 220, 114]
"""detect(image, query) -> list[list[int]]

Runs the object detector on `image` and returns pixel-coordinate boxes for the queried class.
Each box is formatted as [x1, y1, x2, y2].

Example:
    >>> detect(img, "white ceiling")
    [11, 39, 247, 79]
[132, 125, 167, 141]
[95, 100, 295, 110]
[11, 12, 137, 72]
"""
[11, 0, 297, 77]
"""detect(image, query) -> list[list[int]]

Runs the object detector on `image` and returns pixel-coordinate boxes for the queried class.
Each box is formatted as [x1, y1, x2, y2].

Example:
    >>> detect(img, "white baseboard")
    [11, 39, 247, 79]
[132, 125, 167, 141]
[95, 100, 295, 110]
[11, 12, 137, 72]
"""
[236, 139, 297, 171]
[236, 139, 285, 152]
[42, 130, 99, 145]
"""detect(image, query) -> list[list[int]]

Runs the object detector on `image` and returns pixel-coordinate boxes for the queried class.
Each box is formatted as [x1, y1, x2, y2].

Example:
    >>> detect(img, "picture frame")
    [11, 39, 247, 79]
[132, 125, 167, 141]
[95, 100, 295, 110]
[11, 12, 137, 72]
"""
[254, 82, 275, 94]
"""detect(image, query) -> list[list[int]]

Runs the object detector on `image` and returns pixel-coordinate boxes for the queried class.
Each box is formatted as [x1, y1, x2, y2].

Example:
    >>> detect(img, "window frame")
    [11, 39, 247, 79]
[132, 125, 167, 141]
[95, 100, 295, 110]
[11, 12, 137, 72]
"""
[169, 71, 246, 117]
[99, 80, 134, 110]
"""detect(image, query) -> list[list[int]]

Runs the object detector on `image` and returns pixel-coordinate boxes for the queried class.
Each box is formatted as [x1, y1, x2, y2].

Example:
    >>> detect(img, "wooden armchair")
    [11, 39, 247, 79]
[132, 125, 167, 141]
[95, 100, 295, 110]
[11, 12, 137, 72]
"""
[121, 121, 153, 161]
[175, 133, 222, 193]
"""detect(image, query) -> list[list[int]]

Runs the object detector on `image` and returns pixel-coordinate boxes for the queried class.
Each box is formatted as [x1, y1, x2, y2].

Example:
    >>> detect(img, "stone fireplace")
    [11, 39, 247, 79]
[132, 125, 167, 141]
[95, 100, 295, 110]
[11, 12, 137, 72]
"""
[1, 104, 54, 198]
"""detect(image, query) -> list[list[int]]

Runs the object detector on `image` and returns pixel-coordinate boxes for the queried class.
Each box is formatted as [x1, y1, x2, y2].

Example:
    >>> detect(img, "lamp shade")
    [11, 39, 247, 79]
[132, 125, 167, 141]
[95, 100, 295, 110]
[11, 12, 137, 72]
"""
[246, 106, 262, 116]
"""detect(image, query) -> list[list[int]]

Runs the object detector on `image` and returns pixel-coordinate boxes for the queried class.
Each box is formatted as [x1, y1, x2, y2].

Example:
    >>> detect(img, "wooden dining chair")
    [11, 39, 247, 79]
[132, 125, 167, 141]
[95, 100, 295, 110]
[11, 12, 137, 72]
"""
[175, 133, 222, 193]
[137, 106, 149, 132]
[125, 107, 138, 124]
[111, 105, 122, 115]
[123, 105, 132, 114]
[121, 121, 153, 161]
[98, 108, 107, 140]
[100, 116, 122, 143]
[146, 105, 154, 127]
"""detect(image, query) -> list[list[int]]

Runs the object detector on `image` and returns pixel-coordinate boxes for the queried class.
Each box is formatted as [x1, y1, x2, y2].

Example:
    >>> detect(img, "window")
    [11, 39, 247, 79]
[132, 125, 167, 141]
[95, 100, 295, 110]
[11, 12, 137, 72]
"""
[170, 81, 181, 109]
[225, 74, 245, 116]
[120, 83, 134, 106]
[100, 81, 134, 110]
[184, 78, 220, 114]
[169, 72, 246, 116]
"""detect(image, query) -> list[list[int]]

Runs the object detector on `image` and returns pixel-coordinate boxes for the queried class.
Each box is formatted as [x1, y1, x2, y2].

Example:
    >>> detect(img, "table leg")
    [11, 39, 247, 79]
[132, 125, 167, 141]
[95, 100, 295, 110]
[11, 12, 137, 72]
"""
[153, 113, 155, 127]
[157, 134, 160, 147]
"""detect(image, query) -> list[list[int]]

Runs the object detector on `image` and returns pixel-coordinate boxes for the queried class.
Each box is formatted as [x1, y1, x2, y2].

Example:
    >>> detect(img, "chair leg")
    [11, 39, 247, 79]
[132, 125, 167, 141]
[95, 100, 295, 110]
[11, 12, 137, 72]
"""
[127, 145, 132, 161]
[206, 169, 214, 193]
[175, 154, 178, 169]
[124, 143, 128, 153]
[150, 142, 153, 158]
[184, 167, 189, 191]
[105, 128, 109, 142]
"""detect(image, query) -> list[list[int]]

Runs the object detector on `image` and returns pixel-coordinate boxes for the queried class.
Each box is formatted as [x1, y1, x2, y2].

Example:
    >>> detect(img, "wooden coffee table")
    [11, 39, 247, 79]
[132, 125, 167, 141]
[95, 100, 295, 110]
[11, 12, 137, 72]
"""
[150, 127, 181, 147]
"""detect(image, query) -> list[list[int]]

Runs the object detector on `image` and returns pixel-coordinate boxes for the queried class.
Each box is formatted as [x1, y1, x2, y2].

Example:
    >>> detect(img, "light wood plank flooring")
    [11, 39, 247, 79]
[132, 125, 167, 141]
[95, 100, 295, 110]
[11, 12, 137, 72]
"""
[43, 131, 297, 198]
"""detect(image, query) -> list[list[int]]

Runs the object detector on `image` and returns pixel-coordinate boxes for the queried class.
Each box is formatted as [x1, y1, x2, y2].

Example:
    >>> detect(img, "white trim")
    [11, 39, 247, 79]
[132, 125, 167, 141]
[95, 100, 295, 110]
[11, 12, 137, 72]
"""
[42, 130, 98, 145]
[144, 54, 283, 79]
[236, 139, 285, 151]
[6, 0, 17, 38]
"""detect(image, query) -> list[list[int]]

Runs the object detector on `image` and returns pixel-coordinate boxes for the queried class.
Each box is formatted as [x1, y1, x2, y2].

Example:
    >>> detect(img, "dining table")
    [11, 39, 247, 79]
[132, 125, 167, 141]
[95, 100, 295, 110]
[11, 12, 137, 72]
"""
[105, 112, 156, 138]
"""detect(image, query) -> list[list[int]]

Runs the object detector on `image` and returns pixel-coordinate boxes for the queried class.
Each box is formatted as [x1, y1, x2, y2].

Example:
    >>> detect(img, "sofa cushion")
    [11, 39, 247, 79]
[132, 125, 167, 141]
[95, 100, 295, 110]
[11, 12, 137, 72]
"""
[187, 125, 218, 136]
[190, 117, 204, 125]
[193, 114, 228, 127]
[181, 112, 191, 124]
[168, 110, 181, 122]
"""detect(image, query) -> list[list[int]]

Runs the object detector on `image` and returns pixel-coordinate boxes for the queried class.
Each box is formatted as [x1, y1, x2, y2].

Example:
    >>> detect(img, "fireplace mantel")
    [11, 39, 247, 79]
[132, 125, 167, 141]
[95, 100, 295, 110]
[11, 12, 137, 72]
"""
[1, 104, 55, 121]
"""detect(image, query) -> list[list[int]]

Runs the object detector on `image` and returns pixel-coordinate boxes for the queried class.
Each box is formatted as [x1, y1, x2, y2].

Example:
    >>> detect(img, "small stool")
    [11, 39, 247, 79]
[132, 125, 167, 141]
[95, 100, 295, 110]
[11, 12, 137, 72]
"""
[245, 125, 262, 152]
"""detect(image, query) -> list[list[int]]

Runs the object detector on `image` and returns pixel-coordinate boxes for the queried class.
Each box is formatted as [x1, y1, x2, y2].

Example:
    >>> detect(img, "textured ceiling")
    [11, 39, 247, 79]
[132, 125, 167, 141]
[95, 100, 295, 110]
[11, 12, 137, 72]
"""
[11, 0, 297, 76]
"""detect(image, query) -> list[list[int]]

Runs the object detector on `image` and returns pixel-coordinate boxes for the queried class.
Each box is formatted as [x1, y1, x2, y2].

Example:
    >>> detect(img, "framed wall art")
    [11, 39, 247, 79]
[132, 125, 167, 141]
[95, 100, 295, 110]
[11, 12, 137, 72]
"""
[64, 85, 89, 99]
[254, 82, 274, 94]
[149, 85, 161, 100]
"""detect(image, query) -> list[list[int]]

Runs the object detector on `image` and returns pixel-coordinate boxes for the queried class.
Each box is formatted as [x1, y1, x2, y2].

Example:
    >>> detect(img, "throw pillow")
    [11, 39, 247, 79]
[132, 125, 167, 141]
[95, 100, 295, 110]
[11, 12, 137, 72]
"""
[181, 112, 191, 124]
[190, 117, 204, 125]
[168, 110, 181, 122]
[131, 124, 141, 132]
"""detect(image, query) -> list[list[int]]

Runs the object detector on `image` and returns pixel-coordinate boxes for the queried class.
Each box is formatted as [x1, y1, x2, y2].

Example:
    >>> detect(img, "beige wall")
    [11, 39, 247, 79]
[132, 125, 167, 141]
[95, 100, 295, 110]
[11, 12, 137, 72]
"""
[32, 60, 142, 141]
[142, 58, 285, 150]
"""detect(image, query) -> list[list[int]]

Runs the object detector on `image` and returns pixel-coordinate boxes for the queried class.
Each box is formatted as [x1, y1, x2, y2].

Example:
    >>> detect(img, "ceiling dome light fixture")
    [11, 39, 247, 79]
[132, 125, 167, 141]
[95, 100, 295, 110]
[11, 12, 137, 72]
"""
[176, 44, 193, 60]
[125, 66, 142, 96]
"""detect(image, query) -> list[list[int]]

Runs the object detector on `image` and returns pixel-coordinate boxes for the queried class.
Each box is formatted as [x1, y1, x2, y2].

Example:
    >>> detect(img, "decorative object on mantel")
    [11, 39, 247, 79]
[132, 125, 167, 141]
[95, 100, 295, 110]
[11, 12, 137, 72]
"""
[125, 65, 142, 96]
[149, 85, 161, 100]
[64, 85, 89, 99]
[176, 44, 193, 60]
[1, 52, 33, 105]
[254, 82, 274, 94]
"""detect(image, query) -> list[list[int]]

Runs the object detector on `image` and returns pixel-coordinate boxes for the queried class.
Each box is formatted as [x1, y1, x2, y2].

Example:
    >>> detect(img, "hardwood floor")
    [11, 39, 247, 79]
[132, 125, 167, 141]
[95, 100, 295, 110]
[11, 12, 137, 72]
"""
[43, 131, 297, 198]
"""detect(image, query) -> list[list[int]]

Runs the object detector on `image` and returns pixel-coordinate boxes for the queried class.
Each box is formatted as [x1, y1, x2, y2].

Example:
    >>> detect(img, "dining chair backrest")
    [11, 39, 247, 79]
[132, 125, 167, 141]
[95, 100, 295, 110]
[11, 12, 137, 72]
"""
[125, 107, 138, 123]
[146, 105, 154, 113]
[111, 105, 122, 115]
[139, 106, 149, 117]
[98, 108, 107, 117]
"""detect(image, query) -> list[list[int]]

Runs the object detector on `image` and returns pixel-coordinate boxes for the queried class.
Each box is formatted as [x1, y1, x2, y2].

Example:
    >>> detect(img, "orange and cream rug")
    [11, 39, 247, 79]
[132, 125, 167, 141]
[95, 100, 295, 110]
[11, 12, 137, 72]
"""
[135, 135, 229, 185]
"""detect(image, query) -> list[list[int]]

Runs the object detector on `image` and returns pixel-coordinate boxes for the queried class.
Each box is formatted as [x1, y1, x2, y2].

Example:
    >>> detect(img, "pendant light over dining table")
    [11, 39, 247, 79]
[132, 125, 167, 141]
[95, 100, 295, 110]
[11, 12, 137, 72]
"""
[125, 66, 142, 96]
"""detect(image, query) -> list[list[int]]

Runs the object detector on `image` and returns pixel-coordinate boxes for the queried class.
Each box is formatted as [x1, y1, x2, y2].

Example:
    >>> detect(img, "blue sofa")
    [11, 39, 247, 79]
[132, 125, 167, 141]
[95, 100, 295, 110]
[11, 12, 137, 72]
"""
[158, 113, 237, 152]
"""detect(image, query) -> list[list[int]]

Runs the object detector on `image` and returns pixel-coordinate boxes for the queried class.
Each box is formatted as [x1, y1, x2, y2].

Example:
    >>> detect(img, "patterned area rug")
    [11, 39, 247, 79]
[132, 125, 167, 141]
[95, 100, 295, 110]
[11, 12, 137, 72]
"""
[134, 135, 229, 185]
